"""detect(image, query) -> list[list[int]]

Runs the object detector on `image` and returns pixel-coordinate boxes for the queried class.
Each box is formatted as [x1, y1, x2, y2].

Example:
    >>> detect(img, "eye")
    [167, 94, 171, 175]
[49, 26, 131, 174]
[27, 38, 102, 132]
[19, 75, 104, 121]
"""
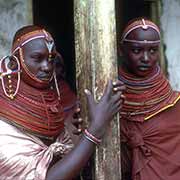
[132, 48, 141, 54]
[149, 48, 158, 54]
[31, 53, 43, 61]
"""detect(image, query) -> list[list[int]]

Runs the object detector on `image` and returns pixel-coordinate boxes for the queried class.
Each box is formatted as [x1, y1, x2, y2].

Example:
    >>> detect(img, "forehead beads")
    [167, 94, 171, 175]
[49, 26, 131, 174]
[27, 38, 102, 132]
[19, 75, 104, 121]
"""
[45, 40, 55, 62]
[121, 18, 161, 44]
[42, 30, 55, 62]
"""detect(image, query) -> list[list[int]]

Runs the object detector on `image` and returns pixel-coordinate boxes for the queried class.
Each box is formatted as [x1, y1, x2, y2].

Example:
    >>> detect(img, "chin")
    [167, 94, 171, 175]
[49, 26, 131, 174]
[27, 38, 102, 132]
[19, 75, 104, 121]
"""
[22, 76, 51, 89]
[136, 70, 153, 77]
[28, 80, 50, 89]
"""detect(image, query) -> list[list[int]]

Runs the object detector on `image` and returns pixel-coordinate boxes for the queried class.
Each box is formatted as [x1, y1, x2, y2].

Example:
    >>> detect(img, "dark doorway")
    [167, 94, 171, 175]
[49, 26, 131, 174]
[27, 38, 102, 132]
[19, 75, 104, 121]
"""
[122, 0, 151, 27]
[33, 0, 76, 91]
[116, 0, 154, 67]
[33, 2, 93, 179]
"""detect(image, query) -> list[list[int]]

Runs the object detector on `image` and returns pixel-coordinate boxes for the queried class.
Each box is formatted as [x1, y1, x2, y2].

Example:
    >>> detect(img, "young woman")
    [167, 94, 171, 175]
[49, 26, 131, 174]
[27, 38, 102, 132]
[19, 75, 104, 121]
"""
[0, 25, 125, 180]
[120, 18, 180, 180]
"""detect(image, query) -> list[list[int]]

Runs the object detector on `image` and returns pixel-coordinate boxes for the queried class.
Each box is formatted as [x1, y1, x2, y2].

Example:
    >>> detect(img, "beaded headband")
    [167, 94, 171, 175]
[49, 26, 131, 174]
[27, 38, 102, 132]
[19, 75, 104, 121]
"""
[12, 29, 54, 54]
[121, 18, 161, 44]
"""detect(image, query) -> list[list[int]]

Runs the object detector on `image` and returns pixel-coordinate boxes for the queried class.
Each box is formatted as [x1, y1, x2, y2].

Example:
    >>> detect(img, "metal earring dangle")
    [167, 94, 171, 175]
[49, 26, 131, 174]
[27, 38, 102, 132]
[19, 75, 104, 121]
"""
[0, 55, 21, 100]
[44, 36, 60, 99]
[53, 70, 61, 100]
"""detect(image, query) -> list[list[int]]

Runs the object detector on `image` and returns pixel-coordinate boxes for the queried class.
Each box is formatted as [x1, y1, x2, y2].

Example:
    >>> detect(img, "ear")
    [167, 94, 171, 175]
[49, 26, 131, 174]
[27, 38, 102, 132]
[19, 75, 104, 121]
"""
[7, 56, 18, 70]
[118, 44, 124, 57]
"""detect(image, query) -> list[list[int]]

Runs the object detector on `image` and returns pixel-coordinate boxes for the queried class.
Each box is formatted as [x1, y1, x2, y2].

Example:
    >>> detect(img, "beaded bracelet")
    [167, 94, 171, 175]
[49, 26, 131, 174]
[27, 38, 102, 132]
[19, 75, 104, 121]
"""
[83, 129, 102, 145]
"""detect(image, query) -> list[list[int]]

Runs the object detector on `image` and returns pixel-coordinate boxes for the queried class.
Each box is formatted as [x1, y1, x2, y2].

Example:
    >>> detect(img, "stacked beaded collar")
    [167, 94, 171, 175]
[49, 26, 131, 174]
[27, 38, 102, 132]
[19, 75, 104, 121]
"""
[119, 65, 180, 122]
[121, 18, 161, 44]
[0, 78, 64, 139]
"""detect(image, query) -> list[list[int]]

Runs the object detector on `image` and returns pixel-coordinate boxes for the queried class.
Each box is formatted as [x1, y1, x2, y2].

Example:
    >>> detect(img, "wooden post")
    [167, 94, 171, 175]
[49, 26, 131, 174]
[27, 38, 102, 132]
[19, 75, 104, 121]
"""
[74, 0, 121, 179]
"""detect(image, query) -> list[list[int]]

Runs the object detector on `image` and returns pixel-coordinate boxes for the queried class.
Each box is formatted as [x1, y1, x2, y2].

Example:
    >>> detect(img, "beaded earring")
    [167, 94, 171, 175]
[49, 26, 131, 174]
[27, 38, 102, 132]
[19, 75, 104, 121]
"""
[53, 70, 61, 100]
[0, 55, 21, 100]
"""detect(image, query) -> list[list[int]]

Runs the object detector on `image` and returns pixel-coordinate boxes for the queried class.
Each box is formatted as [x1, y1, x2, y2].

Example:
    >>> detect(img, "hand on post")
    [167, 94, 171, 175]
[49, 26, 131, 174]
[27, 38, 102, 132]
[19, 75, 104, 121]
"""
[84, 80, 125, 140]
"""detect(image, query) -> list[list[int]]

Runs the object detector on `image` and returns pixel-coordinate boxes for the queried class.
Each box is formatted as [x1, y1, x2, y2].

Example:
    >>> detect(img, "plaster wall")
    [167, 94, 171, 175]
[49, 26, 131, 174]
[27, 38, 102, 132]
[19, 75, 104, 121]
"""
[161, 0, 180, 90]
[0, 0, 32, 58]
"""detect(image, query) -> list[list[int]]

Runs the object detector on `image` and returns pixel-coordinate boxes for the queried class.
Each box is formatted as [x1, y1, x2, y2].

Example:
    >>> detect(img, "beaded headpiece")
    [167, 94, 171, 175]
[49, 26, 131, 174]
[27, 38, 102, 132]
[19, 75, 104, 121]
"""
[0, 28, 61, 100]
[0, 28, 76, 138]
[121, 18, 161, 44]
[12, 29, 54, 54]
[12, 29, 56, 86]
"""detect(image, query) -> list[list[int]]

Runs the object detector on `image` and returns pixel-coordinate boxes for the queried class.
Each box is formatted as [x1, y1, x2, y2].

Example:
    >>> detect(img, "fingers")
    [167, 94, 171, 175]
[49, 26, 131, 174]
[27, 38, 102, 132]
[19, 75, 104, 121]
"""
[72, 128, 83, 135]
[113, 99, 123, 113]
[71, 117, 83, 135]
[104, 79, 125, 99]
[113, 86, 126, 93]
[111, 90, 125, 103]
[95, 80, 125, 102]
[105, 80, 113, 98]
[112, 79, 124, 86]
[73, 107, 81, 118]
[113, 80, 126, 93]
[109, 100, 123, 118]
[112, 80, 126, 104]
[84, 88, 96, 109]
[72, 117, 83, 126]
[72, 106, 83, 135]
[109, 88, 125, 116]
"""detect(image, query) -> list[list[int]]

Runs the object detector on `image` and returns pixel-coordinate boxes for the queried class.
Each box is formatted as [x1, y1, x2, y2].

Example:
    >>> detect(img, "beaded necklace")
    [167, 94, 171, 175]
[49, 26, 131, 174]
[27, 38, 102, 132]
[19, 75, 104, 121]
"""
[0, 78, 66, 139]
[119, 65, 180, 122]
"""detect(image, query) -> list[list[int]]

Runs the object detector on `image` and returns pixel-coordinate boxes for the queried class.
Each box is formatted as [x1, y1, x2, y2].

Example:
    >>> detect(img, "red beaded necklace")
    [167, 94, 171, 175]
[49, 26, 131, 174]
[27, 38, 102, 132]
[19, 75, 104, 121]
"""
[119, 65, 180, 122]
[0, 78, 65, 139]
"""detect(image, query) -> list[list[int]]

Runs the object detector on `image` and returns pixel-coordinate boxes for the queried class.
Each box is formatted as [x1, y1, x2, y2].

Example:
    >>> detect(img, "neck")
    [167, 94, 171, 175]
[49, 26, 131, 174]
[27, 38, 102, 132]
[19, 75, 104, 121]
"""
[121, 63, 158, 81]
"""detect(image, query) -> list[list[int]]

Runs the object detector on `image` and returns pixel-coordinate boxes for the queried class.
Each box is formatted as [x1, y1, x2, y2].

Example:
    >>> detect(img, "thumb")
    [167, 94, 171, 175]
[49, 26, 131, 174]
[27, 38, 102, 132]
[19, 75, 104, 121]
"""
[84, 89, 96, 109]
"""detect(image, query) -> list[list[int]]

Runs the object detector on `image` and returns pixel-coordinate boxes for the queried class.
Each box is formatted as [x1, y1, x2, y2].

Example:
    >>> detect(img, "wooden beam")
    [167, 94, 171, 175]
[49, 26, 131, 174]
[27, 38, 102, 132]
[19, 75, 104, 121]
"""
[74, 0, 121, 179]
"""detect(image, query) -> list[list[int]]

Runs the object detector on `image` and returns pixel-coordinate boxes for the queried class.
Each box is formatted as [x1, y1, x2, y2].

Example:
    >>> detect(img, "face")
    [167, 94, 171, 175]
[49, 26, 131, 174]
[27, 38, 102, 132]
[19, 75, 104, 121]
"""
[121, 28, 160, 77]
[21, 38, 56, 88]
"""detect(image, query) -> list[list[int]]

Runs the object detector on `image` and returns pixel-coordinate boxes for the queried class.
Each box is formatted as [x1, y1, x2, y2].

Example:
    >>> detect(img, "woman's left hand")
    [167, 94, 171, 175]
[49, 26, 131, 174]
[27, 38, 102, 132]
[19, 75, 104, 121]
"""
[71, 106, 83, 135]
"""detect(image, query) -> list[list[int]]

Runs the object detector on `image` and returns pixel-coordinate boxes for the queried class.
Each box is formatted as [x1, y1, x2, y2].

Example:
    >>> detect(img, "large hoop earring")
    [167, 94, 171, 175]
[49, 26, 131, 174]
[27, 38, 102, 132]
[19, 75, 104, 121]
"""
[0, 55, 21, 99]
[53, 71, 61, 100]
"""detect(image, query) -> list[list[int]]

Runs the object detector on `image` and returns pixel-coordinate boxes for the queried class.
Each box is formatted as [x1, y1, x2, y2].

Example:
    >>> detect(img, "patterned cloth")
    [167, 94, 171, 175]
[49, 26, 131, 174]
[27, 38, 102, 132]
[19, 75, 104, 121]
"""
[0, 79, 77, 180]
[0, 119, 73, 180]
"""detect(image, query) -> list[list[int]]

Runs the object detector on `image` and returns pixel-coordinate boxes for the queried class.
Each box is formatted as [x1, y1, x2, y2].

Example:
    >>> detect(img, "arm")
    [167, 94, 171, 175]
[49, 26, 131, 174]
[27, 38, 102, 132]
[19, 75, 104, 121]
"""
[46, 80, 125, 180]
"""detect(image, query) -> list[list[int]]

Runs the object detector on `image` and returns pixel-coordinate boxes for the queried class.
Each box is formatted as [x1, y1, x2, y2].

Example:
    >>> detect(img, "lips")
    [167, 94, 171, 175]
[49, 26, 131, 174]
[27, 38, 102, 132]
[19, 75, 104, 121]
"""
[37, 73, 52, 80]
[138, 65, 151, 71]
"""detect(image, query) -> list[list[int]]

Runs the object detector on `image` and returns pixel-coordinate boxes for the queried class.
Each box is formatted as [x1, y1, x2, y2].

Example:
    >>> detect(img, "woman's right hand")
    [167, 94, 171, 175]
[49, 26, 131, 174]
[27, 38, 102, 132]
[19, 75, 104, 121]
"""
[47, 80, 125, 180]
[85, 80, 125, 139]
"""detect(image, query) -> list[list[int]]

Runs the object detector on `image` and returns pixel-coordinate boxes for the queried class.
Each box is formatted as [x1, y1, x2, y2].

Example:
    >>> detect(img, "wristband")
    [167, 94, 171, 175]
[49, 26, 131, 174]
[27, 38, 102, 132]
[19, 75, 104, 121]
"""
[83, 129, 102, 145]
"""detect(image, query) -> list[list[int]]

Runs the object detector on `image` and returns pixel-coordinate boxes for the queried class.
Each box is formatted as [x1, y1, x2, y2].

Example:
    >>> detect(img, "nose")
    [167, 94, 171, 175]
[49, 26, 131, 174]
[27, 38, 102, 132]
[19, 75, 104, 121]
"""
[41, 60, 53, 72]
[142, 51, 149, 62]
